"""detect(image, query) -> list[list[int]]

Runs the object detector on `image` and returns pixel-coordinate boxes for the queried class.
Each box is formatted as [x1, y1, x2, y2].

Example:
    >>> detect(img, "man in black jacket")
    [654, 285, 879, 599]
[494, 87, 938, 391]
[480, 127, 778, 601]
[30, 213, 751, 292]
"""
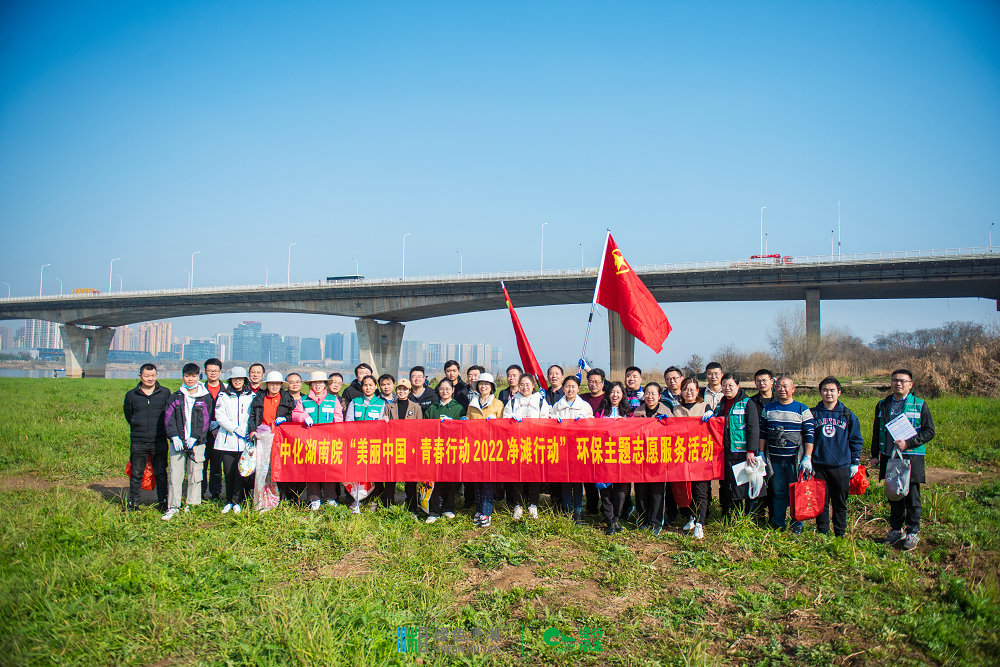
[341, 363, 373, 407]
[122, 363, 171, 511]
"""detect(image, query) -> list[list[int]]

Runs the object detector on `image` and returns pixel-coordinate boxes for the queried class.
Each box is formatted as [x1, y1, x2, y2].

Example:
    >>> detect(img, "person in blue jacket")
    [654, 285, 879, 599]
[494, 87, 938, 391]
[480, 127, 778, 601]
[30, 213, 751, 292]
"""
[811, 377, 864, 537]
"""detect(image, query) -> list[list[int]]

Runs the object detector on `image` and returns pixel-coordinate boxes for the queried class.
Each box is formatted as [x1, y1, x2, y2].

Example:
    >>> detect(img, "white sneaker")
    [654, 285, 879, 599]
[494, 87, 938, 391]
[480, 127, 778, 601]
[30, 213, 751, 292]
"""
[443, 511, 456, 519]
[351, 503, 361, 514]
[309, 500, 321, 511]
[683, 517, 696, 532]
[512, 505, 524, 520]
[326, 499, 337, 507]
[221, 503, 233, 514]
[528, 505, 538, 519]
[161, 508, 179, 521]
[425, 515, 438, 524]
[232, 503, 241, 514]
[183, 506, 190, 513]
[693, 523, 705, 540]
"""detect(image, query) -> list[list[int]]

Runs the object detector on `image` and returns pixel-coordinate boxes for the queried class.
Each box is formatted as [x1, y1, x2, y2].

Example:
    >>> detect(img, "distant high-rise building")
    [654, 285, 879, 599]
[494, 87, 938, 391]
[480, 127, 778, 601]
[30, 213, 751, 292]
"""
[183, 339, 218, 361]
[324, 333, 344, 361]
[216, 334, 231, 362]
[260, 333, 283, 365]
[23, 319, 61, 349]
[446, 344, 459, 366]
[300, 337, 322, 361]
[111, 324, 138, 352]
[424, 342, 444, 371]
[232, 321, 262, 363]
[137, 321, 172, 356]
[460, 344, 473, 369]
[491, 346, 502, 370]
[349, 332, 359, 366]
[401, 340, 424, 370]
[0, 325, 10, 351]
[284, 336, 300, 365]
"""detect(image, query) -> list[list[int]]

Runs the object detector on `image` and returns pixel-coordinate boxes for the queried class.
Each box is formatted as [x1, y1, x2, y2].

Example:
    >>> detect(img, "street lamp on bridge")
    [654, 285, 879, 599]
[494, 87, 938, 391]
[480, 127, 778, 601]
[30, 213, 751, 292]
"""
[190, 251, 201, 289]
[39, 264, 50, 296]
[402, 233, 411, 279]
[109, 258, 120, 294]
[114, 274, 123, 292]
[287, 243, 296, 284]
[760, 206, 766, 259]
[261, 264, 269, 286]
[541, 222, 548, 272]
[2, 282, 10, 298]
[457, 250, 463, 274]
[55, 277, 63, 295]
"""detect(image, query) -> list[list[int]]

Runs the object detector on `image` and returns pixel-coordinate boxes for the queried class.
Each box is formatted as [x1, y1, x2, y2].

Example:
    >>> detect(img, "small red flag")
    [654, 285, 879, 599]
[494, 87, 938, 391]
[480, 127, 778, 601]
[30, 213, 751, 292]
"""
[594, 233, 672, 353]
[501, 282, 548, 390]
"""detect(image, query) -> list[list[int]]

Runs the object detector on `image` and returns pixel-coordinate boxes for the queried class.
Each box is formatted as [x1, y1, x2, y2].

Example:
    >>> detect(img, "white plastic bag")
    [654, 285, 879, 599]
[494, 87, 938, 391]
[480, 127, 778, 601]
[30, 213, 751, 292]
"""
[885, 448, 911, 501]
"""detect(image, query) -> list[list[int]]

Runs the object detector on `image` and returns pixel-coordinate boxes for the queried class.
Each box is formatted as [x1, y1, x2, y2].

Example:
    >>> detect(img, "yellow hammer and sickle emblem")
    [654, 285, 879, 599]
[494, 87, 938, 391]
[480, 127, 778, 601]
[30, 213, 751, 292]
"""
[612, 249, 630, 275]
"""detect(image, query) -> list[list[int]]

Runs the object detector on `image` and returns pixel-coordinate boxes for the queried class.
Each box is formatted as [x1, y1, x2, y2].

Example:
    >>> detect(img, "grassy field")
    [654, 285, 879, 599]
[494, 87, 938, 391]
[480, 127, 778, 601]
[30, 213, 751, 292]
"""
[1, 378, 998, 665]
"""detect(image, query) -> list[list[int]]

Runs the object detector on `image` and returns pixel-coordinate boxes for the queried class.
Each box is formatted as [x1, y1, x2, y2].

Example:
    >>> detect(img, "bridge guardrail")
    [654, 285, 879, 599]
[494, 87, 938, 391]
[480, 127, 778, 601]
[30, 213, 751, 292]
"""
[1, 246, 995, 303]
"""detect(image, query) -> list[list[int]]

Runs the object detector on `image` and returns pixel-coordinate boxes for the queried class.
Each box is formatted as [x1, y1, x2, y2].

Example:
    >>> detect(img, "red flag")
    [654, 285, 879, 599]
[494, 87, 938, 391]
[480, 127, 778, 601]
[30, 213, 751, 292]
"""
[501, 282, 548, 390]
[594, 233, 672, 353]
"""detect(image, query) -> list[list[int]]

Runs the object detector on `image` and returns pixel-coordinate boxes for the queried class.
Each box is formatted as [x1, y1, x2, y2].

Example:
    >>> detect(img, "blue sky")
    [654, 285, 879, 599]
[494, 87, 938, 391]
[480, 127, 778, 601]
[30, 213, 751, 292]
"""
[1, 1, 998, 370]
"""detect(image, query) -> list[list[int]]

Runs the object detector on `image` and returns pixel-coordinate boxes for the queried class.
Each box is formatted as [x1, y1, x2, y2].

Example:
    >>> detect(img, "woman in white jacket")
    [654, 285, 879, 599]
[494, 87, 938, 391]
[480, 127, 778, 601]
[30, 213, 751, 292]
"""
[213, 366, 256, 514]
[503, 374, 549, 519]
[549, 376, 593, 523]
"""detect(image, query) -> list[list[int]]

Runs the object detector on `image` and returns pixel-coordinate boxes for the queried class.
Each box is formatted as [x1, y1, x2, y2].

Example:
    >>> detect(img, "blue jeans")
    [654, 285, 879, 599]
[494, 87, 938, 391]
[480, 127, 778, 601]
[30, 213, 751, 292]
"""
[474, 482, 494, 517]
[561, 483, 583, 514]
[769, 457, 803, 532]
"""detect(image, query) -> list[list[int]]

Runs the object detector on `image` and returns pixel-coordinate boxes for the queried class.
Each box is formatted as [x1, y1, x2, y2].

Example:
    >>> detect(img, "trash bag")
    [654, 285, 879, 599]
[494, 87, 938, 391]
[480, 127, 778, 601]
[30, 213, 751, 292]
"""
[885, 448, 911, 501]
[849, 464, 869, 496]
[790, 472, 826, 522]
[344, 482, 372, 504]
[125, 455, 156, 490]
[253, 431, 279, 511]
[671, 481, 693, 508]
[239, 440, 257, 478]
[417, 482, 434, 513]
[745, 457, 767, 499]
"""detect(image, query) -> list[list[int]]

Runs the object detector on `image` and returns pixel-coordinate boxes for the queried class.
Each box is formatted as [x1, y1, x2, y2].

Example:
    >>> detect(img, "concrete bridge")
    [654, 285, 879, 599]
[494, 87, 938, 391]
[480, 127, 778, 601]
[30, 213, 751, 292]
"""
[2, 248, 998, 377]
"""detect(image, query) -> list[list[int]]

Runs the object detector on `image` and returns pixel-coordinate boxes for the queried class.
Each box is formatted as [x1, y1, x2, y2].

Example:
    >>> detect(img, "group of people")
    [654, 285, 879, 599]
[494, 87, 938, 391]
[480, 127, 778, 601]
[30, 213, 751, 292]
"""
[123, 357, 933, 549]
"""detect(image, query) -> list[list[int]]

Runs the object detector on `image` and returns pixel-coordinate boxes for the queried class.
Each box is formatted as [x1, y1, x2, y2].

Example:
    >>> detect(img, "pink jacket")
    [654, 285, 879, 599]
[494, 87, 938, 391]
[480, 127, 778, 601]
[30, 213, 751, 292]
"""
[291, 389, 345, 423]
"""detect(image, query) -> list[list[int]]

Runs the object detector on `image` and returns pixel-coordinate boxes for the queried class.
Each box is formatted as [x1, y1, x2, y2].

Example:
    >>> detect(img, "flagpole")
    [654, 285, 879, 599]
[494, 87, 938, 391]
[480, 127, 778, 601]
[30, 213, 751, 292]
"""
[579, 230, 611, 362]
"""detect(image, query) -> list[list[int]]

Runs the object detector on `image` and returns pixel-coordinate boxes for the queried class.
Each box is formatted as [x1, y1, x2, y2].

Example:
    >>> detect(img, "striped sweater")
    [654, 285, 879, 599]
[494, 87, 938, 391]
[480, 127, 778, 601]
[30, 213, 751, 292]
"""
[759, 400, 815, 459]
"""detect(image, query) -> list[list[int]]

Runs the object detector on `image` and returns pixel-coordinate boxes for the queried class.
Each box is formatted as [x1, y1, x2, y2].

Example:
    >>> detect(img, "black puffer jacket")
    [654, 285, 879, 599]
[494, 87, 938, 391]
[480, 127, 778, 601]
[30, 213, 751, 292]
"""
[123, 382, 172, 443]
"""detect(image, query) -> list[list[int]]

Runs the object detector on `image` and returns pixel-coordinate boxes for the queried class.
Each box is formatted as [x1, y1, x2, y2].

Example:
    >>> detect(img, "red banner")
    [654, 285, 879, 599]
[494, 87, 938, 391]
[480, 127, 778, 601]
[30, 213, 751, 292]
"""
[271, 417, 723, 483]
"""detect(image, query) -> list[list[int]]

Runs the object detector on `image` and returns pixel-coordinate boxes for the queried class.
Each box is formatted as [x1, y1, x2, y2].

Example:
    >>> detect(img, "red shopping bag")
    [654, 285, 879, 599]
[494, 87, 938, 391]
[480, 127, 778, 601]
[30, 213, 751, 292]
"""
[671, 481, 693, 508]
[849, 465, 869, 495]
[125, 455, 157, 491]
[789, 473, 826, 521]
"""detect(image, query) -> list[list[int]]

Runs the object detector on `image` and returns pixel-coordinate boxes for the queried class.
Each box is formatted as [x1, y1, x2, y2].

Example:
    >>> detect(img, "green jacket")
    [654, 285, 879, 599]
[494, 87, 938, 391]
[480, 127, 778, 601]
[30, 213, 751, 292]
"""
[872, 392, 934, 457]
[424, 399, 465, 420]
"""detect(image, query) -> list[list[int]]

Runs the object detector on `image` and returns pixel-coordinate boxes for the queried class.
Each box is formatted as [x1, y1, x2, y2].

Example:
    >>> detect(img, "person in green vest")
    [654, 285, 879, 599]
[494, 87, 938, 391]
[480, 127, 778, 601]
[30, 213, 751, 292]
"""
[344, 374, 386, 513]
[424, 379, 466, 523]
[870, 368, 935, 551]
[718, 374, 760, 521]
[293, 371, 344, 511]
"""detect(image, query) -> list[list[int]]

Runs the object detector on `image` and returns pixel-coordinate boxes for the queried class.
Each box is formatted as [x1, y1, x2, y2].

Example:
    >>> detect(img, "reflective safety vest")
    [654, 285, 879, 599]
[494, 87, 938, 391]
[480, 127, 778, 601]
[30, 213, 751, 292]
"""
[350, 396, 386, 421]
[877, 393, 925, 455]
[725, 395, 751, 453]
[301, 394, 342, 424]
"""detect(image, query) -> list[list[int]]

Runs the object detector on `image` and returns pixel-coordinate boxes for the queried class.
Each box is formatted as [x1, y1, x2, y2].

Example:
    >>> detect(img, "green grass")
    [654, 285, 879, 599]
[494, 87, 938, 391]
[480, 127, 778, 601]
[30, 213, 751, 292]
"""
[1, 378, 999, 665]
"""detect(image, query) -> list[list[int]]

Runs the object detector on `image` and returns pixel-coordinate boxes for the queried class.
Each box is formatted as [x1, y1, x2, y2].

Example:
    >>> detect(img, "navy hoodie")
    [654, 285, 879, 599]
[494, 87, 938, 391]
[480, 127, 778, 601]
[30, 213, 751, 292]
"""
[811, 400, 863, 468]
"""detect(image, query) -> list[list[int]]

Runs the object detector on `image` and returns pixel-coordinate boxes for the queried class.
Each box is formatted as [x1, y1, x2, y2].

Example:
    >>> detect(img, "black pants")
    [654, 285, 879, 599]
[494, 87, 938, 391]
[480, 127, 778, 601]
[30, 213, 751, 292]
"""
[371, 481, 396, 506]
[584, 483, 600, 515]
[429, 482, 457, 517]
[512, 482, 540, 508]
[663, 492, 678, 524]
[691, 480, 711, 524]
[404, 482, 420, 513]
[889, 481, 922, 534]
[220, 451, 252, 505]
[620, 483, 634, 522]
[128, 441, 167, 507]
[721, 453, 750, 520]
[813, 465, 851, 536]
[306, 481, 337, 503]
[634, 484, 646, 523]
[202, 431, 223, 499]
[635, 482, 666, 527]
[600, 483, 629, 526]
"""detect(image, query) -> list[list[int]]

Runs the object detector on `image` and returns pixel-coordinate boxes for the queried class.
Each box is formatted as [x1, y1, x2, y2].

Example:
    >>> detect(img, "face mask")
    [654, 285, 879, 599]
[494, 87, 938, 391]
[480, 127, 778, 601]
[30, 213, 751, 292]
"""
[184, 382, 198, 390]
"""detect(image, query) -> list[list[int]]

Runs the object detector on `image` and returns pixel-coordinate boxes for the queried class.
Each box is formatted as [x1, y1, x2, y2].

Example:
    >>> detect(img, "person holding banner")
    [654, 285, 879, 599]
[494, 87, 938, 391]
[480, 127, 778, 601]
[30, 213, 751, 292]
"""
[497, 365, 522, 406]
[344, 374, 387, 512]
[630, 382, 672, 535]
[214, 366, 256, 514]
[595, 382, 631, 535]
[294, 371, 344, 511]
[503, 373, 548, 520]
[717, 374, 760, 521]
[466, 373, 504, 527]
[248, 371, 295, 512]
[671, 377, 713, 539]
[424, 379, 465, 523]
[550, 375, 594, 524]
[387, 378, 424, 516]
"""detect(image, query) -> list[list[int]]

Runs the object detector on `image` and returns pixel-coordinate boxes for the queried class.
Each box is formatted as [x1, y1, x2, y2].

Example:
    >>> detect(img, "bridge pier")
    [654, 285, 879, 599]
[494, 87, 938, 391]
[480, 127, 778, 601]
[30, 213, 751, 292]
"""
[355, 318, 404, 378]
[61, 324, 115, 378]
[608, 311, 636, 379]
[806, 288, 821, 360]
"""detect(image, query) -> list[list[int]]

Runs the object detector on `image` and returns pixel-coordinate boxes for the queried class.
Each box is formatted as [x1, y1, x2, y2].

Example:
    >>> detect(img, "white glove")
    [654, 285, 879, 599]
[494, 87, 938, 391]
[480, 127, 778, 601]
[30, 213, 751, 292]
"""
[850, 464, 859, 477]
[303, 415, 314, 428]
[701, 410, 714, 422]
[185, 436, 197, 449]
[171, 436, 184, 452]
[799, 455, 813, 476]
[486, 416, 496, 421]
[274, 417, 286, 426]
[440, 415, 452, 422]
